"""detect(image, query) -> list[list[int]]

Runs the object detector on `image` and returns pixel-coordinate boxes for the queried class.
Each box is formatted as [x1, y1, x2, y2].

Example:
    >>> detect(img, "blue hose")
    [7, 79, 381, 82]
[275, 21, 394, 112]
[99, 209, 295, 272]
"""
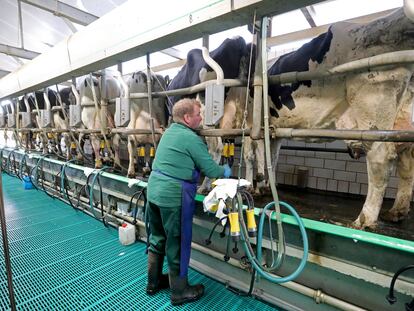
[240, 200, 309, 284]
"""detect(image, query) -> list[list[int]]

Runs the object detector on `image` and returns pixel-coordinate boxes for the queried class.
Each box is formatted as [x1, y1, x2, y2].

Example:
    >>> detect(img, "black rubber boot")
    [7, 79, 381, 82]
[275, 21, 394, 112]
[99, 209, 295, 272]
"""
[169, 271, 204, 306]
[146, 251, 169, 295]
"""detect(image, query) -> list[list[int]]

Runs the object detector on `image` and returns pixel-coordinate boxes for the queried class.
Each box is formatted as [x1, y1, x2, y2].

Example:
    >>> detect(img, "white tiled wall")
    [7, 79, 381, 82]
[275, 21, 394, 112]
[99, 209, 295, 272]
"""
[275, 139, 401, 199]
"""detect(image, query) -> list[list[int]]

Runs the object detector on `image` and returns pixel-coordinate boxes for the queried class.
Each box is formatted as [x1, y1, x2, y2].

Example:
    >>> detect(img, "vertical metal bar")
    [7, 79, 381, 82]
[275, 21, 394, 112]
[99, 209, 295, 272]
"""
[17, 0, 24, 49]
[146, 53, 157, 149]
[0, 170, 17, 310]
[251, 19, 263, 140]
[100, 71, 108, 129]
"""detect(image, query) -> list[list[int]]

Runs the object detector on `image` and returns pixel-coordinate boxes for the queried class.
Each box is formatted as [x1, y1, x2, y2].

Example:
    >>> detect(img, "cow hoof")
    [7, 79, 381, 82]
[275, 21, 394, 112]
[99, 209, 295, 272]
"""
[350, 218, 377, 231]
[380, 210, 407, 223]
[142, 167, 151, 177]
[127, 172, 135, 179]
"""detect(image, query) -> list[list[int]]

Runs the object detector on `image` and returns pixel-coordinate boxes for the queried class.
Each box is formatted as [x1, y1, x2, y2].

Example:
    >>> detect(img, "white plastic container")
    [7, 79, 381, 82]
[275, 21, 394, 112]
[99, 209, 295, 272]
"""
[119, 223, 136, 246]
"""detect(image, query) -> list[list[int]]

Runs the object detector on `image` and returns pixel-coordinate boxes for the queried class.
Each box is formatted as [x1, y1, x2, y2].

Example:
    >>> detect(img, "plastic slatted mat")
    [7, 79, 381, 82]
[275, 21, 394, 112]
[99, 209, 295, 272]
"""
[0, 174, 277, 310]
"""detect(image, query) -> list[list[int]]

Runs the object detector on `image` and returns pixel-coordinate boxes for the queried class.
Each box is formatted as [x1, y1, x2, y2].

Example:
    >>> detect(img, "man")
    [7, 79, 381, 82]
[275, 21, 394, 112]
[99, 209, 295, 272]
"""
[145, 98, 231, 305]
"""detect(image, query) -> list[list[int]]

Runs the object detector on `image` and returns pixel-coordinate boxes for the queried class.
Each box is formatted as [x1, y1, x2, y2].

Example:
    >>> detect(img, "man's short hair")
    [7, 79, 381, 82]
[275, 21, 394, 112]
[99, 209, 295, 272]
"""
[172, 98, 201, 123]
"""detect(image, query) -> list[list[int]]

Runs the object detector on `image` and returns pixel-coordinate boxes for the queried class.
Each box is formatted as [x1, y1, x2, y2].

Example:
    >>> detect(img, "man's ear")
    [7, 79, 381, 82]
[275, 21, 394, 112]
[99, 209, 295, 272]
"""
[183, 114, 190, 125]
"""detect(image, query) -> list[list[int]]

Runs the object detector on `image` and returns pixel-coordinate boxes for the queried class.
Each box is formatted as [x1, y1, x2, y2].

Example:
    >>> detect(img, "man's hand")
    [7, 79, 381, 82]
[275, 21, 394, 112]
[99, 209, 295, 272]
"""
[223, 164, 232, 178]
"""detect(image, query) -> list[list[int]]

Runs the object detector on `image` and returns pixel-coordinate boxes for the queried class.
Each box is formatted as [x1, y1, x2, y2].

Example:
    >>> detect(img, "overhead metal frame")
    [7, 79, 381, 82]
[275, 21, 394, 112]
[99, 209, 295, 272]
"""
[0, 0, 323, 100]
[20, 0, 98, 26]
[0, 44, 39, 60]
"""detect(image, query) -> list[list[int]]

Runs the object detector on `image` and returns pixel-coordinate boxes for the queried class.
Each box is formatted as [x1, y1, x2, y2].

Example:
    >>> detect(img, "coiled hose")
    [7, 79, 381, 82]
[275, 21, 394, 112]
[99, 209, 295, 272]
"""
[238, 193, 309, 283]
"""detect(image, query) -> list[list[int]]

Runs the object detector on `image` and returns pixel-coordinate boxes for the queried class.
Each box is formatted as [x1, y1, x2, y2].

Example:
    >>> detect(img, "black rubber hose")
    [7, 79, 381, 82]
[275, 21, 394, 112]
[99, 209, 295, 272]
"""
[96, 173, 107, 227]
[205, 216, 228, 245]
[387, 265, 414, 304]
[39, 157, 55, 200]
[129, 189, 146, 225]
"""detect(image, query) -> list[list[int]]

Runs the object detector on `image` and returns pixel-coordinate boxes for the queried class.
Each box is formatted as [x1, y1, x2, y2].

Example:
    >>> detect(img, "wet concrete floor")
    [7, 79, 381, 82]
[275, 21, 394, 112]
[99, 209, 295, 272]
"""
[255, 186, 414, 242]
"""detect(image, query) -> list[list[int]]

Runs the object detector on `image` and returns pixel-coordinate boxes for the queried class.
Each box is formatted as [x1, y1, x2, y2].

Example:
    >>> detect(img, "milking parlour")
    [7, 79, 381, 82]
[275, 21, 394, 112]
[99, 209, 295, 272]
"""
[0, 0, 413, 310]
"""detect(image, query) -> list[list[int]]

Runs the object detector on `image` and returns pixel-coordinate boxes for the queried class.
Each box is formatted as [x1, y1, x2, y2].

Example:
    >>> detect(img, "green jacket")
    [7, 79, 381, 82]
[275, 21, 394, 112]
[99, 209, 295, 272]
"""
[147, 122, 225, 207]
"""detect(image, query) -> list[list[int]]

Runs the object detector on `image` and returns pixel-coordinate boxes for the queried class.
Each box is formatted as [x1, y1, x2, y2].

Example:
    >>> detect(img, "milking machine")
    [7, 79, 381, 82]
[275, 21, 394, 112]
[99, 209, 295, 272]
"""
[198, 16, 309, 299]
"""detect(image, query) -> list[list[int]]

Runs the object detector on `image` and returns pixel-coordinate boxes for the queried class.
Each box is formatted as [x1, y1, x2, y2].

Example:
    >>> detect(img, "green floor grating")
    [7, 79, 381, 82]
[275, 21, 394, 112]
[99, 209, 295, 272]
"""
[0, 174, 278, 310]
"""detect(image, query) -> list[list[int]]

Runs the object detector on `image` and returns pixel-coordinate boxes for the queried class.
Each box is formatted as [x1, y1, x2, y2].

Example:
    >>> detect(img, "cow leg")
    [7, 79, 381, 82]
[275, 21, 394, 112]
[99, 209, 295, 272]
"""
[198, 137, 222, 194]
[112, 133, 121, 168]
[91, 135, 102, 168]
[255, 139, 267, 195]
[77, 133, 84, 161]
[42, 134, 48, 155]
[271, 139, 283, 185]
[64, 134, 71, 160]
[127, 136, 136, 178]
[243, 137, 255, 194]
[381, 147, 414, 222]
[353, 142, 396, 229]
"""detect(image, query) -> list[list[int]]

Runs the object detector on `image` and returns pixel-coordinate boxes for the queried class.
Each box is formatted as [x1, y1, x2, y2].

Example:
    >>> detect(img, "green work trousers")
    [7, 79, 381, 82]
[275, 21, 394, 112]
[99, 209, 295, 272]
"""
[147, 201, 181, 274]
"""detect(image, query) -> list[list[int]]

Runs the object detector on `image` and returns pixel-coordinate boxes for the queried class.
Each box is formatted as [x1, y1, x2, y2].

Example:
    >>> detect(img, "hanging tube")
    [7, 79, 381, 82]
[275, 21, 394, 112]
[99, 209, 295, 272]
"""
[261, 16, 286, 261]
[201, 47, 224, 84]
[71, 84, 81, 106]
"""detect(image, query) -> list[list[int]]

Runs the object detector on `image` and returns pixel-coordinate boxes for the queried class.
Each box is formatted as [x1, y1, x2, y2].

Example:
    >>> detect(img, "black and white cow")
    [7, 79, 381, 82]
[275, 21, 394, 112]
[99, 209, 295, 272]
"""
[22, 90, 70, 157]
[267, 8, 414, 229]
[167, 36, 266, 194]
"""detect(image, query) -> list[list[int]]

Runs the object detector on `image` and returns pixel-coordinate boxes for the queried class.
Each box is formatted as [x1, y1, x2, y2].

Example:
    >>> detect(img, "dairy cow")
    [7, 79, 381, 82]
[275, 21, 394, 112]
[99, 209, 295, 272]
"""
[19, 90, 70, 157]
[167, 36, 266, 194]
[267, 8, 414, 229]
[126, 71, 168, 177]
[78, 74, 121, 168]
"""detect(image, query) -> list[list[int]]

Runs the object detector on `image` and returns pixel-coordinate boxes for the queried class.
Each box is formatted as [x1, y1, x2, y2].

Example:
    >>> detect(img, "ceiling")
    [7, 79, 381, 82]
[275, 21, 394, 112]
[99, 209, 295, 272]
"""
[0, 0, 404, 81]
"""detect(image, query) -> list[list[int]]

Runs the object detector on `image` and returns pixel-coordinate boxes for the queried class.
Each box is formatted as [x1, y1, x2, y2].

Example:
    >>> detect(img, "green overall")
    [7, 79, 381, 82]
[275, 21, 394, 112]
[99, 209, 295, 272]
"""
[147, 123, 225, 274]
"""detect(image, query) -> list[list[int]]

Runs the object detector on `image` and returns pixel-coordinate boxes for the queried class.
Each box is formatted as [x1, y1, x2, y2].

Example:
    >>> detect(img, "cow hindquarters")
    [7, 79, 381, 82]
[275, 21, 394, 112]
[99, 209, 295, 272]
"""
[381, 146, 414, 222]
[353, 142, 396, 229]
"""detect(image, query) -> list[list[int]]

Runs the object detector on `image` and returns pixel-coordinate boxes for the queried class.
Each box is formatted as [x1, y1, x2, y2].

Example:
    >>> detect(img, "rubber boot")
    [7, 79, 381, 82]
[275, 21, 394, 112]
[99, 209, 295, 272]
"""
[146, 251, 169, 295]
[169, 271, 204, 306]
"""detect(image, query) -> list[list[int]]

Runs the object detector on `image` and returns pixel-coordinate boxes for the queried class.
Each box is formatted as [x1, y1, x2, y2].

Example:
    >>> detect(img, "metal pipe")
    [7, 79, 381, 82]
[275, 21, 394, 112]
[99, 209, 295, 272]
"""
[111, 128, 163, 135]
[196, 128, 251, 137]
[201, 47, 224, 84]
[99, 71, 108, 130]
[70, 128, 107, 134]
[146, 53, 157, 149]
[273, 128, 414, 142]
[404, 0, 414, 22]
[251, 25, 263, 140]
[15, 98, 19, 133]
[0, 170, 17, 310]
[17, 0, 24, 49]
[268, 50, 414, 86]
[129, 78, 244, 99]
[190, 243, 364, 311]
